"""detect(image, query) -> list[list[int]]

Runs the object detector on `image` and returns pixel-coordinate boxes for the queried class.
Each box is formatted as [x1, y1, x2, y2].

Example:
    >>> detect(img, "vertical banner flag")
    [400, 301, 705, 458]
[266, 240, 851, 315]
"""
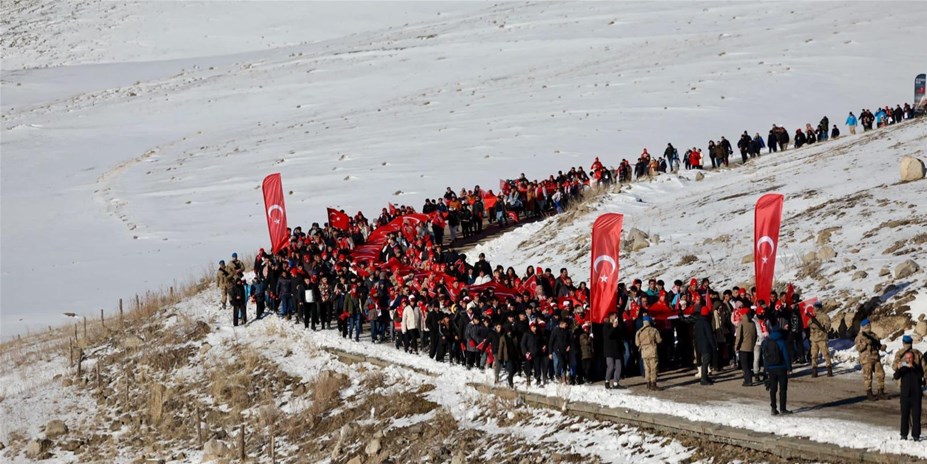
[327, 208, 350, 231]
[262, 173, 289, 254]
[914, 73, 926, 110]
[590, 213, 623, 323]
[754, 193, 784, 307]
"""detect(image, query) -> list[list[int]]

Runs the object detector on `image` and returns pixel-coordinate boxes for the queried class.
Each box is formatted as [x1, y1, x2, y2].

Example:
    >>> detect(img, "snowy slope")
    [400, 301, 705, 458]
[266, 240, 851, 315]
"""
[471, 118, 927, 345]
[3, 1, 927, 337]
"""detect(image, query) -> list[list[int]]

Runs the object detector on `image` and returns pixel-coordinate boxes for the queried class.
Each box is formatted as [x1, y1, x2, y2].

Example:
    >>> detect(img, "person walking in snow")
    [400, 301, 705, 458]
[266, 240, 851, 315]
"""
[856, 319, 886, 401]
[846, 111, 858, 134]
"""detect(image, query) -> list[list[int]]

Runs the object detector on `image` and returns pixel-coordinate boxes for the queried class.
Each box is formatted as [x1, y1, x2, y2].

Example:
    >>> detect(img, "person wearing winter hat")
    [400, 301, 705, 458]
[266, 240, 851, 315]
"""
[229, 252, 244, 277]
[216, 260, 232, 310]
[693, 305, 716, 385]
[807, 302, 833, 377]
[893, 349, 925, 441]
[892, 335, 926, 384]
[855, 319, 887, 401]
[635, 316, 662, 390]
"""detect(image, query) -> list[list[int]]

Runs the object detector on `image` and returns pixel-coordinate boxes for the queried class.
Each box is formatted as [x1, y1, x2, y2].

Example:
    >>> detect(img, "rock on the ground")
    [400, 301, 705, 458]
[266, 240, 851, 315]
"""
[198, 343, 212, 355]
[916, 320, 927, 338]
[202, 439, 228, 461]
[895, 259, 920, 279]
[365, 438, 381, 456]
[852, 270, 868, 281]
[695, 172, 705, 181]
[741, 254, 753, 264]
[801, 251, 819, 265]
[346, 457, 362, 464]
[879, 267, 891, 277]
[25, 438, 51, 459]
[899, 156, 926, 182]
[451, 451, 467, 464]
[816, 245, 837, 261]
[45, 419, 68, 439]
[122, 335, 144, 349]
[624, 228, 650, 252]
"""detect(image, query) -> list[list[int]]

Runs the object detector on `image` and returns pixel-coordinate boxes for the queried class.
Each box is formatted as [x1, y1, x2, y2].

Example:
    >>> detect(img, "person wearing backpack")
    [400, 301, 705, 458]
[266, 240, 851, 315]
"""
[762, 326, 793, 415]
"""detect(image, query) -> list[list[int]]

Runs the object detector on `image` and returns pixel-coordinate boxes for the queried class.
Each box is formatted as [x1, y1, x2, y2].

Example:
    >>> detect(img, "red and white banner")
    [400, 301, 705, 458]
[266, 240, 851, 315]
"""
[262, 173, 289, 254]
[754, 193, 784, 307]
[327, 208, 350, 231]
[590, 213, 623, 323]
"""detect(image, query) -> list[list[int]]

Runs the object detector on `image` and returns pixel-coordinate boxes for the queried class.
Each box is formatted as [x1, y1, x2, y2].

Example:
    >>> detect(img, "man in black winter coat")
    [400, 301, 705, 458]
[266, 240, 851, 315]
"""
[694, 307, 716, 385]
[893, 350, 925, 441]
[549, 319, 572, 383]
[231, 279, 247, 327]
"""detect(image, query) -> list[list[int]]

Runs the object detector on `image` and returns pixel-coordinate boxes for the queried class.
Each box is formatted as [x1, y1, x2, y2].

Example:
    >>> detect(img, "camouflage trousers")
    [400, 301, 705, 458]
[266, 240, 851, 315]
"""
[643, 357, 659, 383]
[810, 340, 831, 368]
[861, 360, 885, 391]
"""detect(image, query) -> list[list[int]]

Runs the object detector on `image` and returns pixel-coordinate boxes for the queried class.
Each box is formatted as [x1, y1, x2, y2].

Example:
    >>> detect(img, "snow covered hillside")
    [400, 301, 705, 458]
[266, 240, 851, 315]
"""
[472, 118, 927, 346]
[2, 1, 926, 337]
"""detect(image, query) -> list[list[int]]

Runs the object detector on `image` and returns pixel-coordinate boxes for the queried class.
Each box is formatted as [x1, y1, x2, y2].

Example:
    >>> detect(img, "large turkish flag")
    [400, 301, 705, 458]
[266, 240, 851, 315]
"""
[589, 213, 623, 323]
[754, 193, 784, 307]
[262, 173, 289, 254]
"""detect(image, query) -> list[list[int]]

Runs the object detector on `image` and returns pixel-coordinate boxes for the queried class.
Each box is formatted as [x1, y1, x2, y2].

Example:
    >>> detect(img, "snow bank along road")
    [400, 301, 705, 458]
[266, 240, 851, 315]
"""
[3, 1, 927, 337]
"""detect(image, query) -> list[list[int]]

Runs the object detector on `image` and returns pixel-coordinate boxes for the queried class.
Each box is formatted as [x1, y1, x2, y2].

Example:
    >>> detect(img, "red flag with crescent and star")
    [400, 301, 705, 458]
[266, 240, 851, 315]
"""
[590, 213, 623, 323]
[754, 193, 784, 308]
[262, 173, 289, 254]
[327, 208, 350, 231]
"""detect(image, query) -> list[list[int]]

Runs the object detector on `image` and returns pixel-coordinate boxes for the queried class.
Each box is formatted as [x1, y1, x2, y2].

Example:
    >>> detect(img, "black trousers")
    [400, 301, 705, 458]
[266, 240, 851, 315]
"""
[699, 352, 712, 382]
[740, 351, 754, 385]
[255, 298, 265, 319]
[900, 392, 923, 439]
[308, 303, 321, 330]
[233, 304, 246, 326]
[404, 329, 420, 353]
[768, 370, 788, 411]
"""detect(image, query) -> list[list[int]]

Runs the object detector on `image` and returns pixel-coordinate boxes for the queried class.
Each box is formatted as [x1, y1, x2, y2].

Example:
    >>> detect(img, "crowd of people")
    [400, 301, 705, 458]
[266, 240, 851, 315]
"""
[215, 99, 924, 439]
[624, 103, 921, 180]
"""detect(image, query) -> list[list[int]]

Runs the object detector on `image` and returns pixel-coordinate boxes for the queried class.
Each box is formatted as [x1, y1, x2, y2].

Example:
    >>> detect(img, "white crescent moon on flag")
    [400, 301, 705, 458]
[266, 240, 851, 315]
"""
[593, 255, 617, 274]
[267, 204, 284, 217]
[756, 235, 775, 253]
[755, 235, 776, 264]
[267, 204, 284, 224]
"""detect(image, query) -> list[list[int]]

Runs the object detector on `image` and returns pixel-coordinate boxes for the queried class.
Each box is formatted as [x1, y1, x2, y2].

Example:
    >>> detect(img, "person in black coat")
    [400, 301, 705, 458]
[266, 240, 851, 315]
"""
[521, 322, 545, 385]
[231, 278, 247, 327]
[602, 313, 625, 389]
[893, 350, 924, 441]
[548, 319, 572, 383]
[694, 307, 717, 385]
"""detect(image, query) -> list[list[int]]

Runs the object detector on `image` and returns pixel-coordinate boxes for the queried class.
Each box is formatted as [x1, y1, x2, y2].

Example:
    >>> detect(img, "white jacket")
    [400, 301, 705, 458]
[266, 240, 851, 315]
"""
[401, 304, 422, 332]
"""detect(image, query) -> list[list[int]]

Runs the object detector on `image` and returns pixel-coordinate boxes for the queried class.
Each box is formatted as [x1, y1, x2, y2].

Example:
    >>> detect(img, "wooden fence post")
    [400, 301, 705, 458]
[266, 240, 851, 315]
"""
[119, 298, 124, 324]
[269, 424, 275, 464]
[196, 406, 203, 447]
[135, 294, 140, 311]
[83, 316, 87, 340]
[100, 308, 105, 328]
[239, 424, 246, 461]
